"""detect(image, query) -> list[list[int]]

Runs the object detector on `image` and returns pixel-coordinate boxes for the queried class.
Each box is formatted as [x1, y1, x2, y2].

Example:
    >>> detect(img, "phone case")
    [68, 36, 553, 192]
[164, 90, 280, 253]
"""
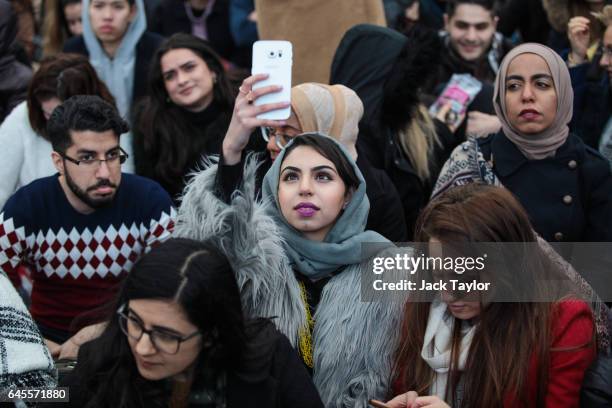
[251, 40, 293, 120]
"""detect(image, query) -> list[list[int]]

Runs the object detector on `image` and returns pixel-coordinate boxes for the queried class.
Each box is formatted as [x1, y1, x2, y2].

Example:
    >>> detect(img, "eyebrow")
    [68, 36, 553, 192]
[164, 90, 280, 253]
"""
[127, 308, 182, 335]
[162, 61, 196, 76]
[75, 146, 120, 155]
[280, 165, 338, 174]
[506, 73, 553, 82]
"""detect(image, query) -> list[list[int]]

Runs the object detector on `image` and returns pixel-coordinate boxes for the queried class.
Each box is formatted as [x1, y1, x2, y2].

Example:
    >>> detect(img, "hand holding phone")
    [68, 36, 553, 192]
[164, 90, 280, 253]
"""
[251, 40, 292, 120]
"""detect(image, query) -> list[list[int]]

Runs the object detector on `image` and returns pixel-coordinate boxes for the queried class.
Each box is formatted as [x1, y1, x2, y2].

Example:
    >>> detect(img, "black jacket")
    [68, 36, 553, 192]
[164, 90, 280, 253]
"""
[479, 132, 612, 242]
[149, 0, 249, 68]
[580, 351, 612, 407]
[331, 24, 462, 237]
[63, 32, 164, 108]
[54, 321, 324, 408]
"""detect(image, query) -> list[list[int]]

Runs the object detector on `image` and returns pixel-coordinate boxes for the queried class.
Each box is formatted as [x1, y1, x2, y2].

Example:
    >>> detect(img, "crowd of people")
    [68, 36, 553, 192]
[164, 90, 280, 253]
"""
[1, 0, 612, 406]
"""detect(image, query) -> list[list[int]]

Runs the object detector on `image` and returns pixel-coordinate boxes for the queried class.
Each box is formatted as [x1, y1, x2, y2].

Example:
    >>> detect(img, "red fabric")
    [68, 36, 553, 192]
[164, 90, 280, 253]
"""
[392, 301, 596, 406]
[505, 300, 596, 408]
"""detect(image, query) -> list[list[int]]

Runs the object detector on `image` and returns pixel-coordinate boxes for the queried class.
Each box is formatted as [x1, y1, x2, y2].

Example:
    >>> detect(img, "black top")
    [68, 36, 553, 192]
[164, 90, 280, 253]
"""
[132, 101, 232, 202]
[479, 132, 612, 243]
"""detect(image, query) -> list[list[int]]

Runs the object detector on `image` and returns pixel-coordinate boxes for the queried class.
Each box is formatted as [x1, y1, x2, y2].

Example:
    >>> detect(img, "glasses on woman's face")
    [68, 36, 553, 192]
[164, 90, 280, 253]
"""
[260, 127, 297, 150]
[117, 305, 200, 355]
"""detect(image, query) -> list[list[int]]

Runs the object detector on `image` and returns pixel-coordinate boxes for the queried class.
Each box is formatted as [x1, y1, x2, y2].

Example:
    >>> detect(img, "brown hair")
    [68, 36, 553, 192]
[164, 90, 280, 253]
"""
[27, 53, 115, 139]
[392, 183, 594, 407]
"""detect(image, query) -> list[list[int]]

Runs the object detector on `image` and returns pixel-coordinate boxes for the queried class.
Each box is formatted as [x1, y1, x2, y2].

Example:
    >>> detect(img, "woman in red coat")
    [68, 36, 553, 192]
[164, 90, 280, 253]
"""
[385, 183, 598, 408]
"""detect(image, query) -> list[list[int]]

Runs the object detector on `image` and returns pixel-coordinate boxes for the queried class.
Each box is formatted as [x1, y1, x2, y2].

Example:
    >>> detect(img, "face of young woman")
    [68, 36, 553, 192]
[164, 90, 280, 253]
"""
[429, 237, 481, 321]
[161, 48, 216, 112]
[504, 53, 558, 135]
[126, 299, 202, 381]
[64, 2, 83, 36]
[278, 146, 349, 241]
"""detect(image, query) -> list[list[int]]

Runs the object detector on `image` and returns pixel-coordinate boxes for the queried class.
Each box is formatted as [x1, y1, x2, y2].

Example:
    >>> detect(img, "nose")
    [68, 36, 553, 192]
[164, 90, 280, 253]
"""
[465, 26, 477, 42]
[95, 159, 111, 178]
[298, 175, 313, 196]
[267, 135, 280, 159]
[177, 69, 188, 85]
[135, 333, 156, 356]
[520, 83, 535, 102]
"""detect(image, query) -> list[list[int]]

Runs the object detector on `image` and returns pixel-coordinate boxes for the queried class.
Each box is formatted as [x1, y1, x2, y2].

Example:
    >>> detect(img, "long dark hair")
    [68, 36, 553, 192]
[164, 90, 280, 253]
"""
[392, 184, 594, 407]
[76, 238, 247, 408]
[27, 53, 115, 139]
[133, 33, 234, 195]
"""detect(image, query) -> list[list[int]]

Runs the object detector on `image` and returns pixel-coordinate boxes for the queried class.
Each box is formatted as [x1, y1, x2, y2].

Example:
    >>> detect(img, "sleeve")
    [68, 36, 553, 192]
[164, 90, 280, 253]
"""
[214, 150, 247, 204]
[0, 272, 56, 390]
[546, 301, 596, 408]
[229, 0, 258, 47]
[581, 149, 612, 241]
[275, 334, 325, 408]
[0, 106, 27, 208]
[0, 197, 31, 288]
[142, 184, 176, 251]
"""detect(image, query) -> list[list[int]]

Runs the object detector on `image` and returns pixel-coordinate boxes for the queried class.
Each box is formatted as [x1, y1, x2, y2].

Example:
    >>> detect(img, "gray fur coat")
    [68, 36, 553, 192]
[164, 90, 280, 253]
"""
[174, 156, 406, 407]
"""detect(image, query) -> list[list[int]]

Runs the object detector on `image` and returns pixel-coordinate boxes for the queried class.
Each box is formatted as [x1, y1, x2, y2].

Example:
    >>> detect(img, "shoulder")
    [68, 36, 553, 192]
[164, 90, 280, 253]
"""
[63, 36, 87, 54]
[118, 173, 173, 204]
[568, 134, 612, 179]
[551, 299, 595, 347]
[3, 176, 57, 213]
[138, 32, 165, 53]
[0, 101, 31, 131]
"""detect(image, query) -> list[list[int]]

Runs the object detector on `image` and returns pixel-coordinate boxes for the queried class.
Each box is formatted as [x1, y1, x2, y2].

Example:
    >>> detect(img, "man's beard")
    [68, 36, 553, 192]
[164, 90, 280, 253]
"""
[65, 169, 117, 209]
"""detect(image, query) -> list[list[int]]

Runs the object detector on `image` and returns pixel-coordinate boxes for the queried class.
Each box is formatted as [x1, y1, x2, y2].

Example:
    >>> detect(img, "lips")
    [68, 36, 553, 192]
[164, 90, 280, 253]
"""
[519, 109, 541, 120]
[294, 202, 319, 217]
[179, 86, 194, 96]
[99, 25, 113, 33]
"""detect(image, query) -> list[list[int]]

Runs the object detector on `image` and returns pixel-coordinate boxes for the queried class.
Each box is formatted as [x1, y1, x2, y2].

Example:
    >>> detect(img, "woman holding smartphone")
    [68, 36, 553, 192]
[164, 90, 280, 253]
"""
[175, 74, 407, 407]
[384, 183, 600, 407]
[55, 238, 323, 408]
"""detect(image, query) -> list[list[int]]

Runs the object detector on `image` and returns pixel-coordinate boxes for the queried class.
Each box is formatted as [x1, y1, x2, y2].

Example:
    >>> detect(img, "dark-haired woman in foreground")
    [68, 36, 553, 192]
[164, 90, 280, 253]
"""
[56, 238, 323, 408]
[385, 184, 599, 407]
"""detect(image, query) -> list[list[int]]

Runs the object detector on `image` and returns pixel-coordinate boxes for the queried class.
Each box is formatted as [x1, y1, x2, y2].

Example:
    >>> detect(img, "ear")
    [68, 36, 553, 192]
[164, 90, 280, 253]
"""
[443, 13, 450, 31]
[51, 152, 65, 175]
[492, 15, 499, 31]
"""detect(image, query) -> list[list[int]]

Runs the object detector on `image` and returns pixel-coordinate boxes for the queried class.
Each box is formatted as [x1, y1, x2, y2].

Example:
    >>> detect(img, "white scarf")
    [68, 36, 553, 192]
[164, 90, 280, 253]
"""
[421, 300, 476, 401]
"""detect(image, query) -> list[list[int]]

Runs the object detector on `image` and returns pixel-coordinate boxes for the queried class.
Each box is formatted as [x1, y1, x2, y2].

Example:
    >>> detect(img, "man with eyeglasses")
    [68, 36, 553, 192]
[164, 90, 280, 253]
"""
[0, 95, 175, 359]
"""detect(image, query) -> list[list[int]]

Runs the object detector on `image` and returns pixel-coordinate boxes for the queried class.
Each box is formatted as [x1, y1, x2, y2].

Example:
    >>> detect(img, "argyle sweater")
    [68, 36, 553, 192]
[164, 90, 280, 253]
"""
[0, 174, 175, 333]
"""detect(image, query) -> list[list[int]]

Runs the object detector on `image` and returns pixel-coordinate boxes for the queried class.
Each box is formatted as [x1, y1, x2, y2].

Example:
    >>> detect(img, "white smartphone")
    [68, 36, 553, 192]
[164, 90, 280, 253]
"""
[251, 40, 293, 120]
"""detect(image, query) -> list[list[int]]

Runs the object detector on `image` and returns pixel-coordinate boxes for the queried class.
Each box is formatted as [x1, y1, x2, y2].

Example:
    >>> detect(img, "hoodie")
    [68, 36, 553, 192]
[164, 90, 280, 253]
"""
[79, 0, 146, 118]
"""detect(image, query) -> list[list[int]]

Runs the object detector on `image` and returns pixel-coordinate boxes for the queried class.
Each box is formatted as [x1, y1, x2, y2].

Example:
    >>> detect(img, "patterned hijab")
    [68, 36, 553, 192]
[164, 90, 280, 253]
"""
[493, 43, 573, 160]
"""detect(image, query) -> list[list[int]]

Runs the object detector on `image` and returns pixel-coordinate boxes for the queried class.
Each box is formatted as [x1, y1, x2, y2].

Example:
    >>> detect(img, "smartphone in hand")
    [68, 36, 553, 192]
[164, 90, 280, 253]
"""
[251, 40, 292, 120]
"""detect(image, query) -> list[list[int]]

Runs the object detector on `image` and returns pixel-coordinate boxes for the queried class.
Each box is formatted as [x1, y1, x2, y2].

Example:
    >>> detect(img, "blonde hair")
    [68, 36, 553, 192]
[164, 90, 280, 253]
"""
[398, 104, 441, 182]
[593, 5, 612, 28]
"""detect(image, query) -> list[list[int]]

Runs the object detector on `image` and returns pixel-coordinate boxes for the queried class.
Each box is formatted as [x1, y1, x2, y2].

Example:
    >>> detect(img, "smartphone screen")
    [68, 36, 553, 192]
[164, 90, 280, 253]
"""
[251, 40, 293, 120]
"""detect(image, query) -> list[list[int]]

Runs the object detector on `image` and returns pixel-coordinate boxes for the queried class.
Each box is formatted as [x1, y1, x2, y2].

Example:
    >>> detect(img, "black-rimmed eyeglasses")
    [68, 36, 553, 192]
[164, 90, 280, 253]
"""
[61, 147, 129, 169]
[117, 305, 201, 355]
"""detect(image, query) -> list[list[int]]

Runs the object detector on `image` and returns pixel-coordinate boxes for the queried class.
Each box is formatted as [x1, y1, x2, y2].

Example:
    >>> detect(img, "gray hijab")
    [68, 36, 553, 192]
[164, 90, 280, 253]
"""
[494, 43, 573, 160]
[261, 133, 391, 280]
